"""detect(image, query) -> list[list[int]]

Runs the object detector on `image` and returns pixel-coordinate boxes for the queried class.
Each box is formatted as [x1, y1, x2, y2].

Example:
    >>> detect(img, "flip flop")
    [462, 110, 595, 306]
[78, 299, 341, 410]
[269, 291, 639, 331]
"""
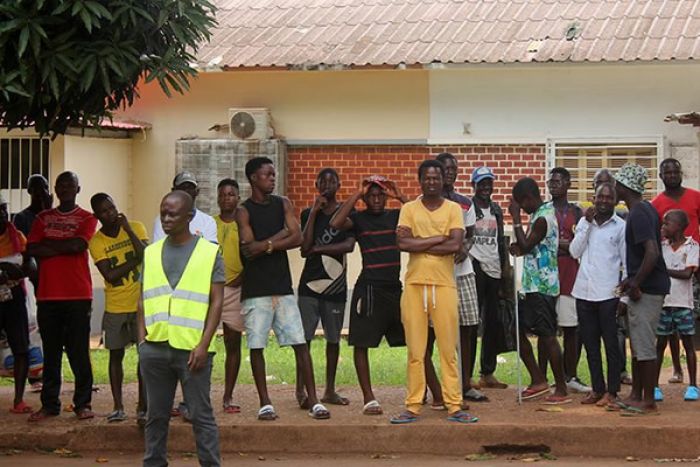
[447, 410, 479, 424]
[390, 411, 419, 424]
[321, 394, 350, 406]
[520, 386, 550, 401]
[223, 403, 241, 414]
[620, 406, 660, 417]
[257, 404, 278, 421]
[362, 400, 383, 415]
[308, 403, 331, 420]
[9, 401, 32, 414]
[542, 395, 572, 405]
[28, 409, 59, 423]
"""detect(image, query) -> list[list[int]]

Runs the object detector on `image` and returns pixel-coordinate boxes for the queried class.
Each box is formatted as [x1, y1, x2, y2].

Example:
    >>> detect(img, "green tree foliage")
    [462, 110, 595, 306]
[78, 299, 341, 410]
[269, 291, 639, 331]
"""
[0, 0, 217, 136]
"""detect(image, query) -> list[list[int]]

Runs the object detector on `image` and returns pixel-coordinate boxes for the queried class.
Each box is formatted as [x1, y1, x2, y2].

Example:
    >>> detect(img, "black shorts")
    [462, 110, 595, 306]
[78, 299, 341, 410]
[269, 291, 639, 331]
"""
[348, 283, 405, 348]
[0, 286, 29, 355]
[519, 293, 557, 337]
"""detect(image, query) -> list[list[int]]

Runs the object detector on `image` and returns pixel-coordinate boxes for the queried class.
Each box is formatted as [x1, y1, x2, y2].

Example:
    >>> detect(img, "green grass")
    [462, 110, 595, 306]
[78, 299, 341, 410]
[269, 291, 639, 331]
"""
[4, 335, 673, 387]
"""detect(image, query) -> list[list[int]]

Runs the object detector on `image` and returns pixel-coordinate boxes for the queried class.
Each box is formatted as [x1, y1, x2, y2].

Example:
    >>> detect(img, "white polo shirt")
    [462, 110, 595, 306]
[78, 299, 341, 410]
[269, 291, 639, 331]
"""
[570, 214, 626, 302]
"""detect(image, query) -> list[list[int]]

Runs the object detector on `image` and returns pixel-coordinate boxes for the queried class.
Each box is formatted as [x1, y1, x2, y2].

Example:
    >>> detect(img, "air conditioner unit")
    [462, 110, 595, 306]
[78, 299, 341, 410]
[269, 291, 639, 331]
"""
[228, 108, 273, 140]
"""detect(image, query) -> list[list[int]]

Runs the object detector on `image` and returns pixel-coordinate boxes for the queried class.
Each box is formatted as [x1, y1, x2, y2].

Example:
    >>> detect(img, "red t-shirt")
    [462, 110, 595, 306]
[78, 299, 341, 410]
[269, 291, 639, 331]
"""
[27, 207, 97, 301]
[651, 188, 700, 242]
[555, 203, 582, 296]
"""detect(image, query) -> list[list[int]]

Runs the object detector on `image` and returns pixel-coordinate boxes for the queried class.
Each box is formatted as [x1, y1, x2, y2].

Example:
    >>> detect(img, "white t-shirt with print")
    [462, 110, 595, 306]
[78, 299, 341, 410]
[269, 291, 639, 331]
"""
[662, 237, 699, 308]
[470, 207, 501, 279]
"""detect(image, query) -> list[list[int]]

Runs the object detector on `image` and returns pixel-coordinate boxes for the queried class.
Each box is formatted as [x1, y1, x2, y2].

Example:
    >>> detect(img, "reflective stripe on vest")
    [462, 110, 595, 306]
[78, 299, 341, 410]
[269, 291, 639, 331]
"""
[142, 237, 219, 352]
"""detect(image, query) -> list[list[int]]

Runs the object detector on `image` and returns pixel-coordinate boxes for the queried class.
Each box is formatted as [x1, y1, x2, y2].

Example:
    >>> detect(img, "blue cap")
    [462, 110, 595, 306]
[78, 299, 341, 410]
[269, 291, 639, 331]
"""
[471, 166, 495, 184]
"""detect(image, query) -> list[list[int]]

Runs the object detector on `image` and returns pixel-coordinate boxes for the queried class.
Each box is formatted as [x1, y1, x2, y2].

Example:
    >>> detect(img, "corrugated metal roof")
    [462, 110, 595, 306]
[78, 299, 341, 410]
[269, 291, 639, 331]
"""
[197, 0, 700, 69]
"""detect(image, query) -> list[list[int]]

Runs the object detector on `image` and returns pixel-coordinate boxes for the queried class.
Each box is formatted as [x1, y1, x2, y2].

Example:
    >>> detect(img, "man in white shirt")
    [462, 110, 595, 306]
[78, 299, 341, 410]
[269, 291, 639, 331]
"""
[570, 182, 626, 407]
[153, 172, 218, 243]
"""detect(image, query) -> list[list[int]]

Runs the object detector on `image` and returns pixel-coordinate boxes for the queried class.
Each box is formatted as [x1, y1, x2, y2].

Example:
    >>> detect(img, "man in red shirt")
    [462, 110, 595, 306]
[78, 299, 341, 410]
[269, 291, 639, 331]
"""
[26, 172, 97, 421]
[651, 158, 700, 385]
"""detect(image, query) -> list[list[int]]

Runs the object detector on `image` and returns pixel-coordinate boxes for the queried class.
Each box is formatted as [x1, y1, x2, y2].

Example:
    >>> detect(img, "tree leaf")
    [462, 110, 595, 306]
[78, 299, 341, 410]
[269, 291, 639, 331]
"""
[17, 25, 29, 57]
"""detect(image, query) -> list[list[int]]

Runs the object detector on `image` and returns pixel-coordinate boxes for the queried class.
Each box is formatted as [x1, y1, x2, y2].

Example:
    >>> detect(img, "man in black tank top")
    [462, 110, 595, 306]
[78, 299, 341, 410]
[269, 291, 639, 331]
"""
[236, 157, 330, 421]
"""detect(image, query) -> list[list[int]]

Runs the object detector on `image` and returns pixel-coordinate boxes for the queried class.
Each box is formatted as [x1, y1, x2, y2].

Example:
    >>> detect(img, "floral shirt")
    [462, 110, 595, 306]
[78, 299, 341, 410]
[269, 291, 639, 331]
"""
[521, 202, 560, 296]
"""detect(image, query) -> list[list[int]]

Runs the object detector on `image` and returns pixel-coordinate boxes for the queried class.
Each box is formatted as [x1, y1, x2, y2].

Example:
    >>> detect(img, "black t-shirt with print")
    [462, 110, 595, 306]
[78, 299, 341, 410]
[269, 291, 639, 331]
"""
[298, 207, 354, 303]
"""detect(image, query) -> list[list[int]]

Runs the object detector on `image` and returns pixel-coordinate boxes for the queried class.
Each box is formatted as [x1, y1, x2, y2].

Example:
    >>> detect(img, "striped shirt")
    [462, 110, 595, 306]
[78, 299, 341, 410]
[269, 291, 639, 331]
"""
[350, 210, 401, 286]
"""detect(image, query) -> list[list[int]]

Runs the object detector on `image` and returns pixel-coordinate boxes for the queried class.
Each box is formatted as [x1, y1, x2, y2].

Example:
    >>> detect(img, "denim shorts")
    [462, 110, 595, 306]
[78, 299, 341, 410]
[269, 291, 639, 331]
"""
[241, 295, 306, 349]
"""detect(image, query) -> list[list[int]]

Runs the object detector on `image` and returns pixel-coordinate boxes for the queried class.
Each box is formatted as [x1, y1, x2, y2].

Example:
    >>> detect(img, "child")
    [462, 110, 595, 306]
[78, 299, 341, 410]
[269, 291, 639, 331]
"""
[656, 209, 699, 401]
[214, 178, 245, 414]
[508, 177, 569, 404]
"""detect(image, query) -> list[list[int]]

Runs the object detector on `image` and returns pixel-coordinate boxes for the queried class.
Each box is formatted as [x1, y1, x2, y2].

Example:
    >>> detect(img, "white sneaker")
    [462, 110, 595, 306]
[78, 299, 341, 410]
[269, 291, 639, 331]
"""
[566, 377, 592, 393]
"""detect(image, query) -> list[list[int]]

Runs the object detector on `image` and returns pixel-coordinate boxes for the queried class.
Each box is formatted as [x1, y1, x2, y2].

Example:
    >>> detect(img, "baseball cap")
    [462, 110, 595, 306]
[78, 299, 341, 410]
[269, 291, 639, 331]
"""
[365, 175, 391, 191]
[173, 171, 198, 187]
[471, 166, 496, 184]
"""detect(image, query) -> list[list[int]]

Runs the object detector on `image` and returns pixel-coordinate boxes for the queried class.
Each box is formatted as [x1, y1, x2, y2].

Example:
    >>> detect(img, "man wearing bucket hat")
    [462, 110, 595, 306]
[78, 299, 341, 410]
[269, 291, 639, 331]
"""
[614, 163, 670, 416]
[470, 166, 509, 389]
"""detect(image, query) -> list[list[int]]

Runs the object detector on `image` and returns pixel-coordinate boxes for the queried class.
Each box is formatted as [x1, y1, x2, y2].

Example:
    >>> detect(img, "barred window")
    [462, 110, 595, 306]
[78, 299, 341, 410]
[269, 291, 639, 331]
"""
[549, 141, 660, 203]
[0, 137, 50, 213]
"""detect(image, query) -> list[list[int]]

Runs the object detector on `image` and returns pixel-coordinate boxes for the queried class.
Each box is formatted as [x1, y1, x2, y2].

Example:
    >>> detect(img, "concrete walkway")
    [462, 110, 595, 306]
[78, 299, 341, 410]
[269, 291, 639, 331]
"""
[0, 381, 697, 459]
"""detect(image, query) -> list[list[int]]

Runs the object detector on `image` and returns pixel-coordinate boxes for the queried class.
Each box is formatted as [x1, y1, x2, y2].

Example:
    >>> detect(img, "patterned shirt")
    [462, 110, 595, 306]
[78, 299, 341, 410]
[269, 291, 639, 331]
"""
[521, 202, 560, 296]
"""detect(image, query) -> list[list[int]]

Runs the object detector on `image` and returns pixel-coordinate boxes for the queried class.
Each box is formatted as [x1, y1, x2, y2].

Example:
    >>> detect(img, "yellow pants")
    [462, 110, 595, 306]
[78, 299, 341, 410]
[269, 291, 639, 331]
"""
[401, 284, 461, 414]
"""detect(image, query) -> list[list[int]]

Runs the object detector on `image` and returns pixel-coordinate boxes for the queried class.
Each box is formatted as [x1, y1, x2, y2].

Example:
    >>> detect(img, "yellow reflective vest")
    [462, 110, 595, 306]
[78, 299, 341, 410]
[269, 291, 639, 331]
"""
[142, 237, 218, 352]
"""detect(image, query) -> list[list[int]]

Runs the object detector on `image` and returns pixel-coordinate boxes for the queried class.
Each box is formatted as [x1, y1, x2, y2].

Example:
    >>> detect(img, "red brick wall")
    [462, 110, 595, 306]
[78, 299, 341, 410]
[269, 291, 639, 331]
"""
[287, 144, 546, 220]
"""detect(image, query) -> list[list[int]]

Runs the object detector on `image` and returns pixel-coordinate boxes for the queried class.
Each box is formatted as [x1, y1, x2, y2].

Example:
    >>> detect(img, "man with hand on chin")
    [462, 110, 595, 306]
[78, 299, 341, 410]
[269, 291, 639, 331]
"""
[138, 190, 223, 467]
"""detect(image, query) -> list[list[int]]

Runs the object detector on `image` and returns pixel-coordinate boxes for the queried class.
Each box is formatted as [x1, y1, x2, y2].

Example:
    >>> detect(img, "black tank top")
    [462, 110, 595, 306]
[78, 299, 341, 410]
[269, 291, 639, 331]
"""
[240, 195, 294, 299]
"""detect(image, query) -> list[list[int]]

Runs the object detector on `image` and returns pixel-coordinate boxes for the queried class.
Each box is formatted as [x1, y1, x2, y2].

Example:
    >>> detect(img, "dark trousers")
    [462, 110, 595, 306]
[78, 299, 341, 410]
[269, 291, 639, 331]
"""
[140, 342, 220, 467]
[37, 300, 93, 413]
[577, 298, 622, 395]
[473, 260, 501, 376]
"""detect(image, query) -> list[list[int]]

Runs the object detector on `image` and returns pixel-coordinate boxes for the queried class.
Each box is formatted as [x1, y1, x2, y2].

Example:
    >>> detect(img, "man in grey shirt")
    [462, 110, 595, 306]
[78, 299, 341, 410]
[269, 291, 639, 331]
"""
[138, 191, 224, 467]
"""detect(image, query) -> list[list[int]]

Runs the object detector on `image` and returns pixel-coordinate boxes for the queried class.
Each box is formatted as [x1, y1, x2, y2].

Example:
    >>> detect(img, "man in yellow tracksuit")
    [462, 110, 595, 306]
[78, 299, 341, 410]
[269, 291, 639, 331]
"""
[137, 191, 224, 467]
[392, 160, 478, 424]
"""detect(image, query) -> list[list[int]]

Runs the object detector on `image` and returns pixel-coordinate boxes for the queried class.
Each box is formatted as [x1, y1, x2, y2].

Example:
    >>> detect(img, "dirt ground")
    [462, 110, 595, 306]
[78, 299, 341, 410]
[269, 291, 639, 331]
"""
[0, 452, 680, 466]
[0, 366, 699, 460]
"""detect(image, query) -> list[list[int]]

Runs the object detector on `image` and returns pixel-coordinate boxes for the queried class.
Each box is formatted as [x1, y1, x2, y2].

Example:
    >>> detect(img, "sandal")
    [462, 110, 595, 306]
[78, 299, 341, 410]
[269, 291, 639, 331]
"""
[9, 401, 33, 414]
[430, 402, 447, 411]
[107, 409, 127, 422]
[28, 408, 59, 423]
[75, 407, 95, 420]
[668, 372, 683, 384]
[390, 411, 419, 424]
[581, 392, 604, 405]
[257, 404, 278, 421]
[362, 400, 383, 416]
[321, 393, 350, 406]
[447, 410, 479, 424]
[308, 403, 331, 420]
[223, 403, 241, 414]
[542, 395, 572, 405]
[520, 386, 550, 401]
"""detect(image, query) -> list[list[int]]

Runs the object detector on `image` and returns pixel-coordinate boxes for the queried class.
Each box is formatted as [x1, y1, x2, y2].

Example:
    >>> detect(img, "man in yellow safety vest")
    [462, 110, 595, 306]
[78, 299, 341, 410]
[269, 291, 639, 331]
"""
[137, 190, 224, 467]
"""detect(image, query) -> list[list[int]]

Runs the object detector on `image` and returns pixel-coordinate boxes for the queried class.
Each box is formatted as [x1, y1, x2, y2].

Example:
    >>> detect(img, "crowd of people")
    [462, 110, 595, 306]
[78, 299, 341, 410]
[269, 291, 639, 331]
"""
[0, 153, 698, 466]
